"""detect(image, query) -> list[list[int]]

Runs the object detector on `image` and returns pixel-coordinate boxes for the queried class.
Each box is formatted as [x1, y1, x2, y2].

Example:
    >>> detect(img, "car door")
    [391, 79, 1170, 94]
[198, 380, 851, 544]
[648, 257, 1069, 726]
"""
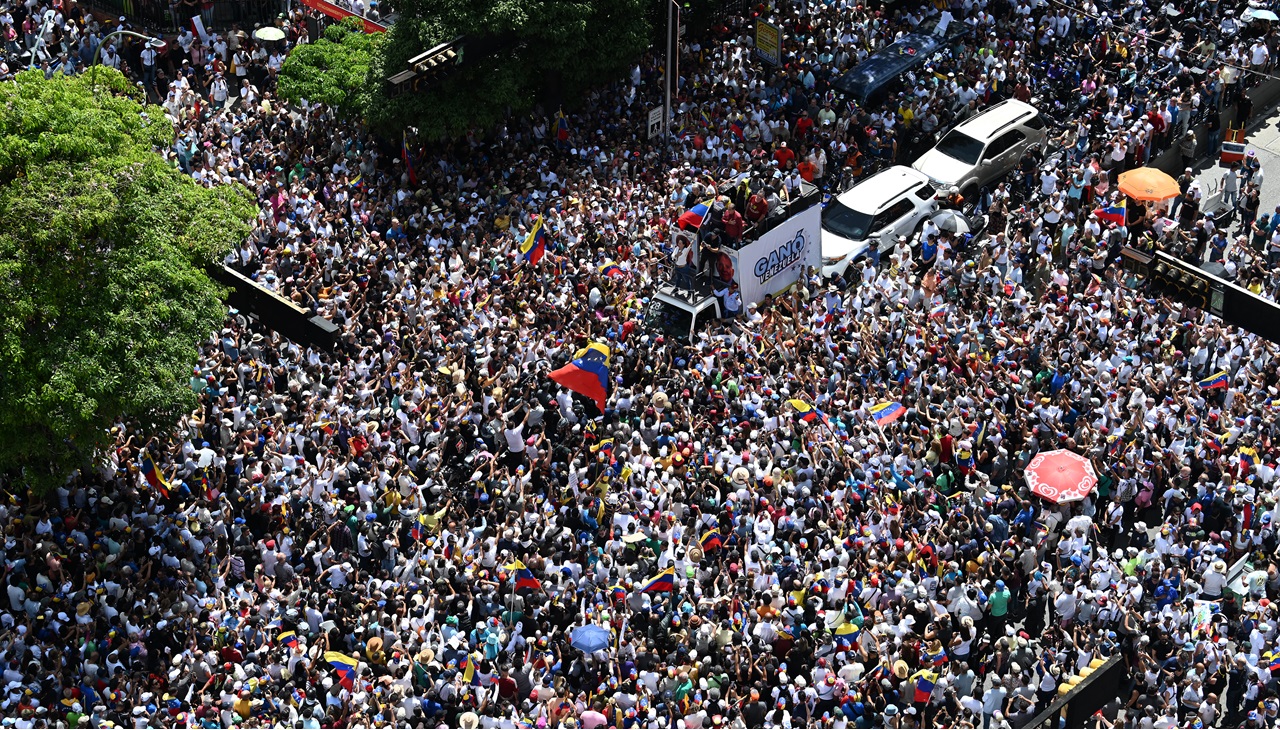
[878, 198, 918, 252]
[979, 129, 1027, 184]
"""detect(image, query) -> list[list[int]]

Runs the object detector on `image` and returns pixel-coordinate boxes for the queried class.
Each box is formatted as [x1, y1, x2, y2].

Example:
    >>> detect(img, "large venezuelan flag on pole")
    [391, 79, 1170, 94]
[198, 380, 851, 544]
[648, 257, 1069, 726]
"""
[549, 342, 612, 413]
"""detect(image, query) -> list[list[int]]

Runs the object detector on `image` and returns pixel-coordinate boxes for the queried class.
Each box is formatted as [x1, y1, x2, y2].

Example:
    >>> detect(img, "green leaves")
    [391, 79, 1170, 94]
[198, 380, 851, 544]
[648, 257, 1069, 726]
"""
[280, 0, 651, 138]
[0, 68, 254, 493]
[278, 17, 378, 116]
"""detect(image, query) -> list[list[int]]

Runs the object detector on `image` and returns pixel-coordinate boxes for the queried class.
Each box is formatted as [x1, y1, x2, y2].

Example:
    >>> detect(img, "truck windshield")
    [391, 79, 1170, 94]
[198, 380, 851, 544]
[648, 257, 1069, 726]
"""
[933, 129, 985, 165]
[645, 300, 695, 340]
[821, 201, 874, 241]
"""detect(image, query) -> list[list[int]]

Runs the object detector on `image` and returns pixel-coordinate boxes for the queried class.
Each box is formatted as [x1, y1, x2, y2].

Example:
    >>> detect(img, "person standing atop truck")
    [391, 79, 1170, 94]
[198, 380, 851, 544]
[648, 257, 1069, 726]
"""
[672, 237, 697, 295]
[745, 187, 770, 224]
[721, 202, 746, 242]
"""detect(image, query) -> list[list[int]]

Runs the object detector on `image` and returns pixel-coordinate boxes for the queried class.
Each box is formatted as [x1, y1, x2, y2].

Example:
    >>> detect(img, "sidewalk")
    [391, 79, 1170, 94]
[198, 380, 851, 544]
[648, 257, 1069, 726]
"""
[1199, 109, 1280, 215]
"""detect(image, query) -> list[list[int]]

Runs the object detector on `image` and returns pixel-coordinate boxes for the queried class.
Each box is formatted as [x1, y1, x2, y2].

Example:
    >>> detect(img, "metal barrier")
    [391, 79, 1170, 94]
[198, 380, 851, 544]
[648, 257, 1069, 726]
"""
[1020, 655, 1126, 728]
[208, 265, 340, 350]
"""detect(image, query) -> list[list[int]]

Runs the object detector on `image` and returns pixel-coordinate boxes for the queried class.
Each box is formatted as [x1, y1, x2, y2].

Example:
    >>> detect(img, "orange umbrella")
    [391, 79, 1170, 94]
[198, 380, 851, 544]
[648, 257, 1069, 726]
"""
[1117, 167, 1180, 201]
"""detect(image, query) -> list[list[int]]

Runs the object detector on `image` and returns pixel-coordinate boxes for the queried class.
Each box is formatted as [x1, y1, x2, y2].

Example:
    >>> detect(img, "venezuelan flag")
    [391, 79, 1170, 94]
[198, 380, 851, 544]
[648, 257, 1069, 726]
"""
[869, 401, 906, 426]
[463, 653, 496, 686]
[520, 216, 548, 265]
[788, 398, 823, 424]
[349, 173, 364, 190]
[929, 303, 948, 319]
[834, 622, 859, 638]
[609, 585, 627, 603]
[1240, 446, 1259, 471]
[912, 669, 937, 703]
[1267, 651, 1280, 672]
[575, 342, 611, 363]
[1197, 371, 1228, 389]
[591, 438, 615, 455]
[555, 110, 570, 142]
[700, 529, 722, 552]
[678, 202, 710, 230]
[140, 450, 171, 499]
[600, 261, 625, 279]
[1093, 199, 1126, 226]
[278, 630, 298, 648]
[324, 652, 359, 689]
[410, 512, 428, 541]
[511, 560, 542, 591]
[549, 342, 612, 413]
[639, 567, 675, 593]
[974, 421, 988, 448]
[290, 688, 305, 706]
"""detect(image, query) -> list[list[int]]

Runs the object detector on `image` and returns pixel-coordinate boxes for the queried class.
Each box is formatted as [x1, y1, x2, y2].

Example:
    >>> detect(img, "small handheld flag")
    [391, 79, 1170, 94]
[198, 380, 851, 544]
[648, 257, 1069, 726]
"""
[787, 398, 824, 424]
[410, 512, 428, 541]
[278, 630, 299, 649]
[599, 261, 625, 279]
[639, 567, 676, 593]
[1239, 445, 1259, 471]
[324, 652, 359, 689]
[520, 216, 548, 265]
[911, 669, 938, 703]
[555, 110, 570, 142]
[1197, 371, 1228, 389]
[1093, 199, 1127, 226]
[140, 449, 171, 499]
[462, 653, 497, 686]
[511, 560, 543, 591]
[869, 401, 906, 426]
[699, 529, 723, 552]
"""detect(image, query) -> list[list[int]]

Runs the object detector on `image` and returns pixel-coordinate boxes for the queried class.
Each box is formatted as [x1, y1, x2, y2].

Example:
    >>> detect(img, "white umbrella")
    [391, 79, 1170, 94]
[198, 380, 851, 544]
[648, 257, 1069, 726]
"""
[254, 26, 287, 41]
[1247, 8, 1279, 21]
[930, 208, 971, 234]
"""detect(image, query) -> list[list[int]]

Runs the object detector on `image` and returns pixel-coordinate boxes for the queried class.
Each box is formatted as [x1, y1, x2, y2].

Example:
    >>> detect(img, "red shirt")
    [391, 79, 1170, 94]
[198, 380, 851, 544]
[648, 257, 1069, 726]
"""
[722, 208, 745, 239]
[795, 116, 814, 139]
[773, 146, 796, 167]
[797, 160, 817, 182]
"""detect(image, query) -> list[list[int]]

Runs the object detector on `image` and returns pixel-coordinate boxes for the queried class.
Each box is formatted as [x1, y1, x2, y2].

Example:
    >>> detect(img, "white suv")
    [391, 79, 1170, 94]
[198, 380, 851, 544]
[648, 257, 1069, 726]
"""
[912, 99, 1046, 200]
[820, 166, 938, 278]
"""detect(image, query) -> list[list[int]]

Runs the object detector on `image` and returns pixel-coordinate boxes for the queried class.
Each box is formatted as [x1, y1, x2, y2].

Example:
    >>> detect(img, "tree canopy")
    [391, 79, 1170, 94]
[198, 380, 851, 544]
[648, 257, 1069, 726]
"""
[276, 0, 653, 138]
[0, 68, 255, 493]
[278, 17, 378, 119]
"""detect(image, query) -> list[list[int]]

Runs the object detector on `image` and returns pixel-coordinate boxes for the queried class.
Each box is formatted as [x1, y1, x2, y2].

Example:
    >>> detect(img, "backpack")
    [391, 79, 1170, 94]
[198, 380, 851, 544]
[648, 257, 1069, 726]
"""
[1135, 483, 1154, 509]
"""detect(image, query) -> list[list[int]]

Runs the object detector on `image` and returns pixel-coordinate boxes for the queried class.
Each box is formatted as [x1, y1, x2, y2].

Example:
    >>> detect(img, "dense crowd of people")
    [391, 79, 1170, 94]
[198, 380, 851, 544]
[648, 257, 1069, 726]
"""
[6, 0, 1280, 727]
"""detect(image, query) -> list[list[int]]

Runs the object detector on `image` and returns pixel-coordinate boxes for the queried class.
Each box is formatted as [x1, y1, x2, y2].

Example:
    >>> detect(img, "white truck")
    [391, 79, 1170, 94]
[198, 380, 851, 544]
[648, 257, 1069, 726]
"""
[644, 177, 823, 340]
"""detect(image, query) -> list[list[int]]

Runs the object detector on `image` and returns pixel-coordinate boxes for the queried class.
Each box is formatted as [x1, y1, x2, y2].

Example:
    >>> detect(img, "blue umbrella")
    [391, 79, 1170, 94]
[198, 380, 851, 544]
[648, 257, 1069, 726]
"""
[569, 624, 612, 654]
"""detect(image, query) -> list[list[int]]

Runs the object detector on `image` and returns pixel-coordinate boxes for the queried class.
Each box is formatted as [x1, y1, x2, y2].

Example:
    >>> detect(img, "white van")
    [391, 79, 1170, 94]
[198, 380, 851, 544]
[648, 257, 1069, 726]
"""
[912, 99, 1046, 200]
[820, 166, 938, 278]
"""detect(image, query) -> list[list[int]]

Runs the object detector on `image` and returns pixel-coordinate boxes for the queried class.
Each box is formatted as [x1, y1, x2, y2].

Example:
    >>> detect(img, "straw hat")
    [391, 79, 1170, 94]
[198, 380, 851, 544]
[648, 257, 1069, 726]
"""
[653, 392, 671, 409]
[893, 660, 909, 679]
[459, 711, 480, 729]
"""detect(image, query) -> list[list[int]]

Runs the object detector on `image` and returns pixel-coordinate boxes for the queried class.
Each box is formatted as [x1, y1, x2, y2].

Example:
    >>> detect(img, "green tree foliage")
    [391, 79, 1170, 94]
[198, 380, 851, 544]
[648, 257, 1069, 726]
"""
[366, 0, 653, 138]
[278, 17, 378, 117]
[0, 69, 255, 493]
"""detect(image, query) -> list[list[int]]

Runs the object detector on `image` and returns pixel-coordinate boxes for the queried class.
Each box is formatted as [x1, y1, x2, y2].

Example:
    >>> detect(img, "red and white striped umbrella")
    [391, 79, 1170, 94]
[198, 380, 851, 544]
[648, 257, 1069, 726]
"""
[1024, 449, 1098, 504]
